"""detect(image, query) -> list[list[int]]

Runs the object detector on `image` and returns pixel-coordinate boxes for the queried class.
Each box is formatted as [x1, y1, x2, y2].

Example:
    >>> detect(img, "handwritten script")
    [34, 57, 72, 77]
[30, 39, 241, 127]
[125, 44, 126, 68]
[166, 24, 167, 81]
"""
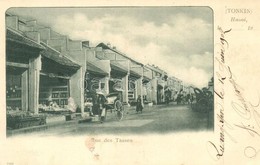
[207, 26, 233, 161]
[207, 26, 260, 161]
[229, 67, 260, 158]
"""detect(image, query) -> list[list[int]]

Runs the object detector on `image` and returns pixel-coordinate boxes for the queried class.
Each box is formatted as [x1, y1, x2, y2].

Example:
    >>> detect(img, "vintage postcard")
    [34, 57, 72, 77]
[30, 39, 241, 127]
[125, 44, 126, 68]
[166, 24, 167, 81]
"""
[0, 0, 260, 164]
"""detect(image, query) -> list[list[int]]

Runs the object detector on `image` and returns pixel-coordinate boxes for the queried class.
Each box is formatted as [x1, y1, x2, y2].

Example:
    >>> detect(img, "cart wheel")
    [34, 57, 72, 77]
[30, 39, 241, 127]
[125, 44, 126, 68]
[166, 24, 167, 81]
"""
[114, 100, 124, 121]
[116, 110, 123, 121]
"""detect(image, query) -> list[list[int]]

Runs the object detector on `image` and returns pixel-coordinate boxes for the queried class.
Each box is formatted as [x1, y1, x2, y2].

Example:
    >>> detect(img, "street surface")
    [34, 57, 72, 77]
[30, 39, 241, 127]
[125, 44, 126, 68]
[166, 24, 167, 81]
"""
[33, 103, 214, 136]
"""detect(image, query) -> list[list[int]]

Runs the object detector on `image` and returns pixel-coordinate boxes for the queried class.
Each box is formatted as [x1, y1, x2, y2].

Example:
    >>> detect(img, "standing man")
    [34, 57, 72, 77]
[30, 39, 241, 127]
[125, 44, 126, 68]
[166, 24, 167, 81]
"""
[136, 95, 143, 113]
[92, 93, 99, 115]
[97, 92, 107, 123]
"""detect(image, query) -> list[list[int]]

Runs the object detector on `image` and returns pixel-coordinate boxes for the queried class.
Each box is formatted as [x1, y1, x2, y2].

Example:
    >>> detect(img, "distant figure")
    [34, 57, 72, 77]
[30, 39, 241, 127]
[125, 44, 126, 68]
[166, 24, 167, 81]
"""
[136, 95, 143, 113]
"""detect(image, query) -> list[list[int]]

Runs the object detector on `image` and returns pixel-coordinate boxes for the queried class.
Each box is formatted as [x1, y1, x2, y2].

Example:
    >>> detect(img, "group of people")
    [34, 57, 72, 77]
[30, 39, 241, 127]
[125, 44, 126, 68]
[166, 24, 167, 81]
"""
[176, 90, 194, 105]
[88, 92, 107, 123]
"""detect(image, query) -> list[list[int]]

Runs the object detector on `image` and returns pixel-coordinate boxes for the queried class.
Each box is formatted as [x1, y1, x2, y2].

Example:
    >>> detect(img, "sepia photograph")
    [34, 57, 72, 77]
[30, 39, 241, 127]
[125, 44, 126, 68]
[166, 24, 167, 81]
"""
[6, 7, 214, 136]
[1, 1, 260, 164]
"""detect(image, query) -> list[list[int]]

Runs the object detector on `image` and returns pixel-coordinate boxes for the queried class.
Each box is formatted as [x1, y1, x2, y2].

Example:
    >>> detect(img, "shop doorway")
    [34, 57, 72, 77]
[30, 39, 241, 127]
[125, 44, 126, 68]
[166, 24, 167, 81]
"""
[39, 75, 70, 108]
[6, 66, 28, 111]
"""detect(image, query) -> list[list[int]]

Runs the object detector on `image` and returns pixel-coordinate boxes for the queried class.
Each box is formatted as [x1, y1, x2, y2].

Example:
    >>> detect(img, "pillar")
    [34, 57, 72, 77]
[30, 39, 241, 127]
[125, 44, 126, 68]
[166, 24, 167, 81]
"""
[70, 67, 84, 114]
[136, 77, 143, 104]
[145, 81, 152, 102]
[151, 78, 158, 104]
[28, 55, 41, 114]
[21, 70, 28, 111]
[122, 74, 129, 104]
[134, 81, 138, 101]
[101, 76, 109, 95]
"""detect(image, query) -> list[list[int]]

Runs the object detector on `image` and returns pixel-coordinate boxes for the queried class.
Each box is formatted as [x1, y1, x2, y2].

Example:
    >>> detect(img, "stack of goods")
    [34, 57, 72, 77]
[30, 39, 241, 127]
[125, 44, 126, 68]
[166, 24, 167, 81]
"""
[7, 108, 46, 130]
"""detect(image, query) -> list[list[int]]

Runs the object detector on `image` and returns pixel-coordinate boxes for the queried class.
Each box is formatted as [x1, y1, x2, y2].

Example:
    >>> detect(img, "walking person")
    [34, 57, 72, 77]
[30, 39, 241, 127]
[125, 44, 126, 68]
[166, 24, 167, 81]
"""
[136, 95, 143, 113]
[96, 92, 107, 123]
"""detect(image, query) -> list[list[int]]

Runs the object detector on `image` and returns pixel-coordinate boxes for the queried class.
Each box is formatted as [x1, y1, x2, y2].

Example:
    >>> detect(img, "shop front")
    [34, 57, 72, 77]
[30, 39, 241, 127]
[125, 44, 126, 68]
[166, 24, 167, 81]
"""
[38, 43, 81, 116]
[157, 78, 167, 104]
[129, 66, 143, 105]
[95, 44, 130, 104]
[109, 60, 129, 103]
[6, 27, 46, 129]
[142, 66, 153, 103]
[84, 60, 110, 115]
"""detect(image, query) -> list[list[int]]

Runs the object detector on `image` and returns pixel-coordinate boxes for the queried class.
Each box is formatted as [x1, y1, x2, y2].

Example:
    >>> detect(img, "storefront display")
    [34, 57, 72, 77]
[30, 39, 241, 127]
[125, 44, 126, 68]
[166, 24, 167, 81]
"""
[7, 111, 46, 130]
[6, 74, 22, 111]
[6, 26, 46, 129]
[38, 43, 81, 114]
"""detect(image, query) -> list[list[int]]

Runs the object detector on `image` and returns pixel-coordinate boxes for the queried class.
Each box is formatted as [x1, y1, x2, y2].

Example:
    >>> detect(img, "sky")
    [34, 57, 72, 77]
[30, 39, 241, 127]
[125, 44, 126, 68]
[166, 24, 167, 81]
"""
[8, 7, 213, 88]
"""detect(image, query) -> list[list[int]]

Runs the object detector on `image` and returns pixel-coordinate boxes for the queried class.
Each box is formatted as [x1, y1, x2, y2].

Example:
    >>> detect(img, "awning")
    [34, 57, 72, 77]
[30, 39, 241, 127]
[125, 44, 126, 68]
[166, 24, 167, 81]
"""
[130, 69, 142, 79]
[41, 42, 80, 70]
[110, 61, 128, 75]
[95, 48, 129, 76]
[87, 61, 109, 76]
[6, 28, 44, 50]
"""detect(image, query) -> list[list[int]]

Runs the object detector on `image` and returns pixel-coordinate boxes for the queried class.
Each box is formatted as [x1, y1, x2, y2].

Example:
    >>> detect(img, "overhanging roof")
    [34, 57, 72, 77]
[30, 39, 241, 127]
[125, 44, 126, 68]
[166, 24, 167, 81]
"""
[87, 61, 109, 76]
[130, 69, 142, 78]
[41, 42, 80, 70]
[110, 61, 128, 74]
[96, 43, 143, 66]
[6, 28, 44, 50]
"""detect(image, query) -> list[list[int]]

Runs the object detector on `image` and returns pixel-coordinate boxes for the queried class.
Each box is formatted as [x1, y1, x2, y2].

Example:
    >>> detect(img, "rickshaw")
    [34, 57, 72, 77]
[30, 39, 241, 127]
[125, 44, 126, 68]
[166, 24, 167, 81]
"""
[84, 91, 126, 122]
[105, 92, 125, 121]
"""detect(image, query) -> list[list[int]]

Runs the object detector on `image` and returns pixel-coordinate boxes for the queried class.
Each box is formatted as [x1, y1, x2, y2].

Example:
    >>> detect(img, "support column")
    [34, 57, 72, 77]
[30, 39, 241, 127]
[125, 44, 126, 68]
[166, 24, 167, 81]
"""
[122, 74, 129, 104]
[134, 81, 138, 101]
[144, 81, 151, 102]
[28, 55, 41, 114]
[70, 67, 84, 114]
[136, 77, 143, 104]
[21, 70, 28, 111]
[103, 76, 109, 95]
[151, 78, 158, 104]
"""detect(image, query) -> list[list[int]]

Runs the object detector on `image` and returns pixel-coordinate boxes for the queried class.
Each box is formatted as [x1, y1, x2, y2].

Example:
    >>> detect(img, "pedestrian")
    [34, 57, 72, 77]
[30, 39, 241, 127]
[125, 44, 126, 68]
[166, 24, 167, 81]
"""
[97, 93, 107, 123]
[136, 95, 143, 113]
[92, 93, 99, 115]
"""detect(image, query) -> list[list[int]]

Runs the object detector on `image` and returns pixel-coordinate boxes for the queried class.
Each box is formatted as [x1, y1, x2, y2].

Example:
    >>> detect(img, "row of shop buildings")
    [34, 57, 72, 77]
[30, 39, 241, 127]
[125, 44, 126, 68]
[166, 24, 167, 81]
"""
[6, 13, 189, 115]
